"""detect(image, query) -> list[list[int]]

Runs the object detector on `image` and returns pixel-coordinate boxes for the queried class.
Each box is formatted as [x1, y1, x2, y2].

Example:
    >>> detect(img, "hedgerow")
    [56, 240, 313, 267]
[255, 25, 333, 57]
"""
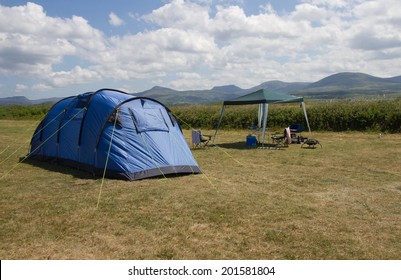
[0, 105, 51, 120]
[1, 99, 400, 132]
[172, 99, 401, 133]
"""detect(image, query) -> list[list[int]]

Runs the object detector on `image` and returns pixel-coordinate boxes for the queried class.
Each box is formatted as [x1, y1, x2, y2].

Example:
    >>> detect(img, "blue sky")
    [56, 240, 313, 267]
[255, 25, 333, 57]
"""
[0, 0, 400, 99]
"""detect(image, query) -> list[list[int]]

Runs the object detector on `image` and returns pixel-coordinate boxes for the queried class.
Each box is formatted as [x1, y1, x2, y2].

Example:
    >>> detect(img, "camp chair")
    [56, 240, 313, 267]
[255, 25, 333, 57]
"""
[289, 124, 302, 133]
[192, 130, 212, 148]
[289, 124, 302, 143]
[271, 127, 291, 148]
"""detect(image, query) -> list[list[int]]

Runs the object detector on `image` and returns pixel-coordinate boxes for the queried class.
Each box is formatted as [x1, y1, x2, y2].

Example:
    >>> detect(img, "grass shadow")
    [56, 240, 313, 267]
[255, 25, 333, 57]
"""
[21, 157, 198, 181]
[21, 157, 96, 180]
[215, 141, 283, 150]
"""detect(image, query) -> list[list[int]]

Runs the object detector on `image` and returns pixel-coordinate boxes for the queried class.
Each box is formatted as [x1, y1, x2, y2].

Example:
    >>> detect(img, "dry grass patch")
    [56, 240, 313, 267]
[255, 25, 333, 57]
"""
[0, 120, 400, 259]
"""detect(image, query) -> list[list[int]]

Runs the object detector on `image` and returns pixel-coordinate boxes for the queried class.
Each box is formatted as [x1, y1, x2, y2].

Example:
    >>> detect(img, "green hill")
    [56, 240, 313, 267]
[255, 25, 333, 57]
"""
[1, 72, 401, 105]
[297, 72, 401, 99]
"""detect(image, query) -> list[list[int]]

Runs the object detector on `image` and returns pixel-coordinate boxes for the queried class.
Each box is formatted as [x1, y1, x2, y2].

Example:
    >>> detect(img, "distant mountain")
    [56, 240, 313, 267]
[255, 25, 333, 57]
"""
[1, 72, 401, 106]
[0, 96, 31, 105]
[386, 75, 401, 83]
[211, 85, 244, 94]
[135, 81, 311, 104]
[136, 73, 401, 103]
[246, 80, 310, 94]
[136, 86, 231, 105]
[30, 97, 61, 105]
[297, 72, 401, 99]
[136, 86, 177, 96]
[307, 72, 391, 89]
[0, 96, 61, 106]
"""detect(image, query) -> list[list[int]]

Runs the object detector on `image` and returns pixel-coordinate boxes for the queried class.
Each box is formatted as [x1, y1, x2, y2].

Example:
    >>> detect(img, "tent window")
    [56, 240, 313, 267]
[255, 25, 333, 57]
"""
[64, 96, 91, 120]
[128, 107, 169, 133]
[141, 99, 176, 127]
[107, 110, 123, 127]
[75, 93, 91, 109]
[76, 98, 89, 109]
[65, 108, 85, 120]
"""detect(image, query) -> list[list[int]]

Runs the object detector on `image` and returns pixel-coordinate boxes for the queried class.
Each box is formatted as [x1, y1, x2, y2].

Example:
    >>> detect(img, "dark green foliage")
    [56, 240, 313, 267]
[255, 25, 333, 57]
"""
[306, 99, 401, 132]
[172, 99, 401, 133]
[0, 105, 51, 120]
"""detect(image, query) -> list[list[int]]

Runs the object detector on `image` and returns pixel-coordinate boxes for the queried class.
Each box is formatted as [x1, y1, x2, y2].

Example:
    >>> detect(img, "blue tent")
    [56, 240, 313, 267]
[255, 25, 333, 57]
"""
[29, 89, 201, 180]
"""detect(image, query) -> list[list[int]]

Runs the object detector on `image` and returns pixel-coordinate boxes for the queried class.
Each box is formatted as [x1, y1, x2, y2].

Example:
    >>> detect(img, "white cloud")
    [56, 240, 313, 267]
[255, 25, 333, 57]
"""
[32, 83, 53, 91]
[302, 0, 349, 9]
[108, 12, 124, 27]
[29, 66, 102, 91]
[1, 0, 401, 96]
[291, 3, 330, 22]
[347, 0, 401, 52]
[0, 2, 105, 89]
[169, 72, 210, 89]
[95, 28, 217, 81]
[47, 66, 102, 88]
[142, 0, 210, 30]
[15, 84, 28, 92]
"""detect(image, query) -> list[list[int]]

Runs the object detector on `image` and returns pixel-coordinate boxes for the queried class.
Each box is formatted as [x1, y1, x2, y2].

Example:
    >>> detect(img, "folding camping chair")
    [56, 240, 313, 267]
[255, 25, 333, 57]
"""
[271, 127, 292, 148]
[289, 124, 302, 143]
[192, 130, 212, 148]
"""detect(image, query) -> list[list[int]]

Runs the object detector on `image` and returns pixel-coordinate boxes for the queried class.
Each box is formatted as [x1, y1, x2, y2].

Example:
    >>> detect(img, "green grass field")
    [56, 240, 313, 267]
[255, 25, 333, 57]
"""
[0, 120, 400, 259]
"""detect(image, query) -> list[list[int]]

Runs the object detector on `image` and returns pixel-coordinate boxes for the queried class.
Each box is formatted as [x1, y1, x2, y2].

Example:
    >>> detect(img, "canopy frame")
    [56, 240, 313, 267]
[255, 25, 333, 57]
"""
[213, 89, 311, 146]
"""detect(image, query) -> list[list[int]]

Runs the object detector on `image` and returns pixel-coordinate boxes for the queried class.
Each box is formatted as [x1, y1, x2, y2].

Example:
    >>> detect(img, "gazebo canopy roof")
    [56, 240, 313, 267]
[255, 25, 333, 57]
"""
[223, 89, 304, 105]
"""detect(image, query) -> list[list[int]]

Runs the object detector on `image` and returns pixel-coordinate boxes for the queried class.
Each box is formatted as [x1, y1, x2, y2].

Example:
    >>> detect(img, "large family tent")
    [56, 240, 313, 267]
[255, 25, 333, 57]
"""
[29, 89, 201, 180]
[214, 89, 311, 146]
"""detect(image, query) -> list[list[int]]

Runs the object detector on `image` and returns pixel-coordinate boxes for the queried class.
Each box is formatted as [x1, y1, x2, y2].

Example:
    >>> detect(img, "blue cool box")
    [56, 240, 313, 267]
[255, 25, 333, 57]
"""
[246, 135, 257, 146]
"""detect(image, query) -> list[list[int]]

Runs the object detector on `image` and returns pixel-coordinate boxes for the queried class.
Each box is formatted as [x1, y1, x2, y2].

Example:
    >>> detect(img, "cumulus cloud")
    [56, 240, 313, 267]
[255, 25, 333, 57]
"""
[347, 0, 401, 53]
[32, 83, 53, 91]
[302, 0, 349, 9]
[168, 72, 211, 89]
[30, 66, 102, 91]
[0, 2, 105, 87]
[108, 12, 124, 27]
[142, 0, 210, 30]
[15, 84, 28, 92]
[47, 66, 102, 88]
[1, 0, 401, 95]
[199, 0, 401, 81]
[95, 27, 217, 82]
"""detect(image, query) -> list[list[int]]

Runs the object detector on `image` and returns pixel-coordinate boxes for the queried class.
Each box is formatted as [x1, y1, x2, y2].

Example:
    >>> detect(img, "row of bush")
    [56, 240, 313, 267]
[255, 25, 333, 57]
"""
[1, 99, 400, 132]
[0, 104, 51, 120]
[172, 99, 401, 133]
